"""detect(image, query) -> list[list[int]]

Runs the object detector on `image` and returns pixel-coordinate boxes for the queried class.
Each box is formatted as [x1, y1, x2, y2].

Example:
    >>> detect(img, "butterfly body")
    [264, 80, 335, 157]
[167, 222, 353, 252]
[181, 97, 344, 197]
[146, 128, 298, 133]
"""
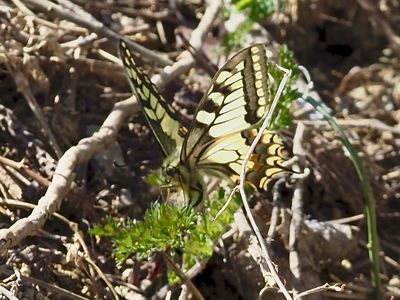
[119, 41, 291, 206]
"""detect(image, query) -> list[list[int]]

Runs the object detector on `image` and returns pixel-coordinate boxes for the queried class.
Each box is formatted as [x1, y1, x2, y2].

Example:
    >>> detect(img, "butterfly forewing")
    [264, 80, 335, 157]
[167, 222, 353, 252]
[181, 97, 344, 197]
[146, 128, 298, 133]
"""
[118, 40, 186, 157]
[182, 44, 270, 161]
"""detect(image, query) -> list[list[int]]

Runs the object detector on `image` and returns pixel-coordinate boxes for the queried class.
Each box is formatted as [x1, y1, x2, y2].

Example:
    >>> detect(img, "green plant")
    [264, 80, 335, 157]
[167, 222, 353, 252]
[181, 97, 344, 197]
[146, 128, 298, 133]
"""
[92, 203, 197, 263]
[268, 45, 302, 129]
[92, 188, 241, 269]
[232, 0, 286, 21]
[222, 0, 287, 51]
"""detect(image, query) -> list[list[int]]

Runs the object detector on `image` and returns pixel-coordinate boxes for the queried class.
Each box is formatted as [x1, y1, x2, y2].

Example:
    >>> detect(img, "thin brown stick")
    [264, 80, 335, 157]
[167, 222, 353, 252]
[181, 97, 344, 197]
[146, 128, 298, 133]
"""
[162, 252, 205, 300]
[0, 156, 50, 187]
[89, 2, 176, 23]
[11, 0, 87, 33]
[151, 0, 221, 89]
[3, 54, 63, 158]
[23, 0, 172, 66]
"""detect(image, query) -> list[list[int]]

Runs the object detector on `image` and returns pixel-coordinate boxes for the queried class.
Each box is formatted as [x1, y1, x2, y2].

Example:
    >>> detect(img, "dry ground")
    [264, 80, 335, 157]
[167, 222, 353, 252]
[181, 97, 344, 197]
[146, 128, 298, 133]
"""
[0, 0, 399, 299]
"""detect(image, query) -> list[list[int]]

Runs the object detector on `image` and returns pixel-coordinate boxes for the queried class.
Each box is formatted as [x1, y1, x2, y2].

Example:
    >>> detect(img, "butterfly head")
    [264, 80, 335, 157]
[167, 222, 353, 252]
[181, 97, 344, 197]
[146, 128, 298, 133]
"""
[161, 158, 204, 206]
[164, 165, 177, 178]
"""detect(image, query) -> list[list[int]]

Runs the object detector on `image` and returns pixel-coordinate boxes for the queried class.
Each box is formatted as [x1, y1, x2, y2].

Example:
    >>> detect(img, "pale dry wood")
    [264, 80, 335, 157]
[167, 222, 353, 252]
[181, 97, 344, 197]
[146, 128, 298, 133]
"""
[296, 283, 345, 299]
[0, 285, 19, 300]
[266, 177, 288, 244]
[0, 98, 139, 255]
[289, 123, 306, 298]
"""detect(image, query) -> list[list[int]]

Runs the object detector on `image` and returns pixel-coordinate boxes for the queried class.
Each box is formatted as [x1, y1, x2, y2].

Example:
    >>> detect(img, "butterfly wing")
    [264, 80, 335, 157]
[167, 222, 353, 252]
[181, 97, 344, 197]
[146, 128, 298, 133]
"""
[196, 128, 291, 191]
[180, 44, 292, 204]
[182, 44, 270, 161]
[118, 40, 186, 157]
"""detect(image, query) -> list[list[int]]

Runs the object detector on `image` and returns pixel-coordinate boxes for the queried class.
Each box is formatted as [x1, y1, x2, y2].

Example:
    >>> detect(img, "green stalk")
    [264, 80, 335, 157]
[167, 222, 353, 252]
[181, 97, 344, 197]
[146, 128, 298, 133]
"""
[305, 96, 381, 296]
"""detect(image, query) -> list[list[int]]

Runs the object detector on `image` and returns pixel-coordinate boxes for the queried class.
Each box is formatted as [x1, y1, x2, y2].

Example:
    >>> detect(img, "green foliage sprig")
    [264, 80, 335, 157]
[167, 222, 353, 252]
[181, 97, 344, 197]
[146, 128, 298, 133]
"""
[91, 188, 241, 267]
[223, 0, 286, 52]
[232, 0, 286, 21]
[92, 203, 197, 263]
[268, 46, 302, 129]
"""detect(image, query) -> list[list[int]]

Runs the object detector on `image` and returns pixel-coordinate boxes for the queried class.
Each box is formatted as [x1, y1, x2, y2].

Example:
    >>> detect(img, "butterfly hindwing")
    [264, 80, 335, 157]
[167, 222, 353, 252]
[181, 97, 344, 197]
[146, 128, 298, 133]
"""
[195, 129, 291, 191]
[118, 40, 186, 156]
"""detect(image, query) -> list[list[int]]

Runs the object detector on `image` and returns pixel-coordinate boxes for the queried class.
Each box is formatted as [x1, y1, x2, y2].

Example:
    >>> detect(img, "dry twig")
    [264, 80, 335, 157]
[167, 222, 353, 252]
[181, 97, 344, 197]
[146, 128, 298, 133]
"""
[0, 156, 50, 187]
[288, 123, 307, 297]
[0, 98, 139, 255]
[151, 0, 221, 89]
[3, 54, 63, 158]
[237, 65, 293, 300]
[23, 0, 172, 66]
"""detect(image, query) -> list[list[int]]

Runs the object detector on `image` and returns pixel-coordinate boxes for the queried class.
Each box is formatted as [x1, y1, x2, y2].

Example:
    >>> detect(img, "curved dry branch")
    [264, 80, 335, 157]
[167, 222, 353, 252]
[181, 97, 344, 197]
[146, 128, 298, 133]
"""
[0, 98, 139, 255]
